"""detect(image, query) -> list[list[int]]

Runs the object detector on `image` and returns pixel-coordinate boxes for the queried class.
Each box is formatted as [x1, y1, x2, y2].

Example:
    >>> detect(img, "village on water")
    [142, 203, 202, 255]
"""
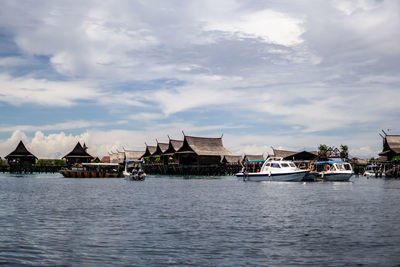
[1, 129, 399, 181]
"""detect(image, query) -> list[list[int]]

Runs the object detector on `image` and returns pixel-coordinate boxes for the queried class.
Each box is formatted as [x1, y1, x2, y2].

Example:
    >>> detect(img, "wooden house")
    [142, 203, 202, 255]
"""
[5, 140, 37, 166]
[379, 135, 400, 161]
[175, 135, 232, 165]
[62, 142, 94, 166]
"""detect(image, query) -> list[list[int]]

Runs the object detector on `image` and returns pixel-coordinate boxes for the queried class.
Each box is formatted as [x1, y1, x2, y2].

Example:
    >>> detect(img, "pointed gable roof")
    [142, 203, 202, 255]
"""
[163, 139, 184, 155]
[154, 142, 169, 155]
[142, 144, 157, 157]
[62, 142, 93, 159]
[177, 135, 232, 156]
[6, 141, 37, 159]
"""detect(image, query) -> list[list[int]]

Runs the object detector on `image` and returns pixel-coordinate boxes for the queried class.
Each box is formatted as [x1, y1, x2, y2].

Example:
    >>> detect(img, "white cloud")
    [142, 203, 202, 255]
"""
[204, 9, 305, 46]
[0, 74, 100, 106]
[0, 120, 108, 133]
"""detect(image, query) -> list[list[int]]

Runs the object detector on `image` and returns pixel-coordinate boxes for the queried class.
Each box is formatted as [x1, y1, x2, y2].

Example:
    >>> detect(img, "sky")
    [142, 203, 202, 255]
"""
[0, 0, 399, 159]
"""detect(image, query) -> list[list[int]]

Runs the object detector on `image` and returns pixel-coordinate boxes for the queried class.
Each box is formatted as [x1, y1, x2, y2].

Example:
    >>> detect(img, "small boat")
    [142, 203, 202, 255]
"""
[59, 163, 124, 178]
[123, 160, 146, 181]
[363, 164, 384, 177]
[236, 157, 309, 182]
[313, 161, 353, 182]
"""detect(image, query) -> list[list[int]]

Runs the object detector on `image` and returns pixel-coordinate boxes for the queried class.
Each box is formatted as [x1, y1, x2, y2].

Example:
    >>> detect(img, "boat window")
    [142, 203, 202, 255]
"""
[266, 163, 271, 167]
[271, 163, 281, 168]
[335, 164, 345, 171]
[344, 164, 352, 170]
[281, 163, 289, 168]
[289, 163, 296, 167]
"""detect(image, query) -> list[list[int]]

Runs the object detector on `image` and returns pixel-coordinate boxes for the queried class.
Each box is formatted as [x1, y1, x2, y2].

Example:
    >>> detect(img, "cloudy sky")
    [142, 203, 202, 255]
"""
[0, 0, 399, 159]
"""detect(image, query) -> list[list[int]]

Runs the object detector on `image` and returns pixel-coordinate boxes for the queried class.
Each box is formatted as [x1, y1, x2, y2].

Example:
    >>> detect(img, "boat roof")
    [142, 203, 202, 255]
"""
[314, 161, 348, 165]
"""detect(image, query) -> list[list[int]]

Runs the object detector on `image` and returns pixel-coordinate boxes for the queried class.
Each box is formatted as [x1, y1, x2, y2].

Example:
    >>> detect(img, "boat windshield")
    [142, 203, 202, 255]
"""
[344, 163, 352, 171]
[289, 163, 296, 168]
[271, 163, 281, 168]
[335, 163, 350, 171]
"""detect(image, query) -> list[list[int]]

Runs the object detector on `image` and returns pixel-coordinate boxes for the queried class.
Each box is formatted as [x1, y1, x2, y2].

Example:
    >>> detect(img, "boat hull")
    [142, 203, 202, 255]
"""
[59, 170, 124, 178]
[320, 172, 352, 182]
[236, 171, 309, 182]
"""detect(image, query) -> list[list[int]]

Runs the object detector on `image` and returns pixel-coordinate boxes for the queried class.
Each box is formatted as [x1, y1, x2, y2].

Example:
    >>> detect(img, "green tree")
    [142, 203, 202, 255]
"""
[318, 144, 328, 160]
[340, 145, 349, 160]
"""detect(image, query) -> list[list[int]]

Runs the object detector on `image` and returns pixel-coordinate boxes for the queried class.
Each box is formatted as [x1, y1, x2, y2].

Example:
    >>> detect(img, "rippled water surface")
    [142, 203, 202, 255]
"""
[1, 174, 400, 266]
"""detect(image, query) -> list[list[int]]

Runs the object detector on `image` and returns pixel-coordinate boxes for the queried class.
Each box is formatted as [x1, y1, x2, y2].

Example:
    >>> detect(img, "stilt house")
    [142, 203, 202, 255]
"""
[175, 135, 232, 165]
[62, 142, 94, 165]
[5, 140, 37, 166]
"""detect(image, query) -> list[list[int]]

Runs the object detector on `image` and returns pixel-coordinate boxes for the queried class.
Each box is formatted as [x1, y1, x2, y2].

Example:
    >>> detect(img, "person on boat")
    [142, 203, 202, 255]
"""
[326, 164, 330, 171]
[241, 156, 248, 173]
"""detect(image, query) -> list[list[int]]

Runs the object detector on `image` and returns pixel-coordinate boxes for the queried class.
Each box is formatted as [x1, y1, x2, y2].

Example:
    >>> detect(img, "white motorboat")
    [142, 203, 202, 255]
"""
[236, 157, 309, 182]
[363, 164, 384, 177]
[313, 161, 353, 182]
[123, 160, 146, 181]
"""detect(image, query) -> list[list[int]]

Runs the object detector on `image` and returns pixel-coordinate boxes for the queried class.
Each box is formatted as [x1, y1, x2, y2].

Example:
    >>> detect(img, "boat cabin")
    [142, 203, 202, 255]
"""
[313, 161, 352, 172]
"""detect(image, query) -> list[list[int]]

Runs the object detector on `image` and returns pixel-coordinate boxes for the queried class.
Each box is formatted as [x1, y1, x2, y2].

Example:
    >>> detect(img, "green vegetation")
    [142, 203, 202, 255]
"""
[35, 159, 67, 166]
[392, 155, 400, 162]
[318, 144, 328, 160]
[340, 144, 349, 159]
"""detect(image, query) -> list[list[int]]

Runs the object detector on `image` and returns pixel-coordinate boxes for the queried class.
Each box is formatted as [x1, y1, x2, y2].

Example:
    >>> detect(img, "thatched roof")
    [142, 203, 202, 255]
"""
[163, 139, 184, 155]
[62, 142, 93, 159]
[125, 150, 145, 160]
[143, 145, 157, 157]
[177, 135, 231, 156]
[153, 142, 169, 155]
[245, 154, 264, 161]
[272, 149, 318, 160]
[380, 135, 400, 155]
[221, 155, 241, 164]
[5, 141, 37, 159]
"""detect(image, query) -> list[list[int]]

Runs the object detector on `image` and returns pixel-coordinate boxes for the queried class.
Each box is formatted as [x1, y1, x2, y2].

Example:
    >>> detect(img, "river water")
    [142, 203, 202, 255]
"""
[0, 174, 399, 266]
